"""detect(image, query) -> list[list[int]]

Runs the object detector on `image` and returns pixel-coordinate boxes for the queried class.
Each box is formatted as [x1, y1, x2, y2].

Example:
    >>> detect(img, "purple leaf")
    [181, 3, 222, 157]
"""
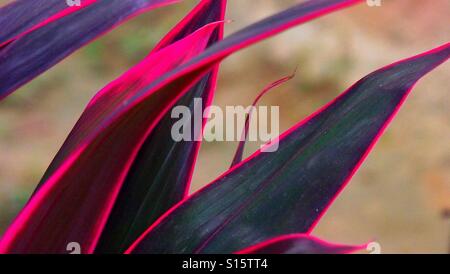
[0, 20, 223, 254]
[0, 0, 179, 100]
[126, 43, 450, 254]
[231, 72, 296, 168]
[95, 0, 227, 254]
[236, 234, 366, 254]
[0, 0, 362, 254]
[0, 0, 84, 46]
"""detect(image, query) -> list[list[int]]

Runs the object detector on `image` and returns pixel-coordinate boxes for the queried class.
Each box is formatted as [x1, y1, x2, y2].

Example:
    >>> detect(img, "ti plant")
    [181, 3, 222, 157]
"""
[0, 0, 448, 254]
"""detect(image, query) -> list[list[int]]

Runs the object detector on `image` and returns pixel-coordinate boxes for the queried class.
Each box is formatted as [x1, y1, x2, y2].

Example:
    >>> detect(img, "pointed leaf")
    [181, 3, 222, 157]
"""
[0, 0, 179, 100]
[0, 0, 75, 44]
[126, 43, 450, 254]
[95, 0, 227, 253]
[231, 72, 295, 167]
[0, 0, 362, 254]
[236, 234, 366, 254]
[0, 21, 222, 254]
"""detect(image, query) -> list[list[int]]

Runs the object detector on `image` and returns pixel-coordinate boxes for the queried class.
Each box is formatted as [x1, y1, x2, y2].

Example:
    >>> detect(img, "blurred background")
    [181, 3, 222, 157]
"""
[0, 0, 448, 253]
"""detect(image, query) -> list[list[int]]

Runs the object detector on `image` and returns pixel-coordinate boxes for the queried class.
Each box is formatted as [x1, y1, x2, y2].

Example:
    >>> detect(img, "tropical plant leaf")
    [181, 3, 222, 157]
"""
[0, 0, 76, 45]
[0, 0, 179, 100]
[126, 43, 450, 254]
[0, 21, 223, 254]
[231, 72, 296, 168]
[95, 0, 227, 254]
[0, 0, 362, 254]
[236, 234, 366, 254]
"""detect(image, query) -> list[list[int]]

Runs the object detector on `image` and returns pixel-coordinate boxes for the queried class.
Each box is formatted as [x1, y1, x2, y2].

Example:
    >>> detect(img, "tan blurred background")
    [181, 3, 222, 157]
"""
[0, 0, 448, 253]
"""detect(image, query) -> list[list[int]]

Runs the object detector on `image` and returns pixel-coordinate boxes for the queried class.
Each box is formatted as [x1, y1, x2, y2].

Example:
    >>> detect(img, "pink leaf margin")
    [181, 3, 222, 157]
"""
[235, 234, 367, 254]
